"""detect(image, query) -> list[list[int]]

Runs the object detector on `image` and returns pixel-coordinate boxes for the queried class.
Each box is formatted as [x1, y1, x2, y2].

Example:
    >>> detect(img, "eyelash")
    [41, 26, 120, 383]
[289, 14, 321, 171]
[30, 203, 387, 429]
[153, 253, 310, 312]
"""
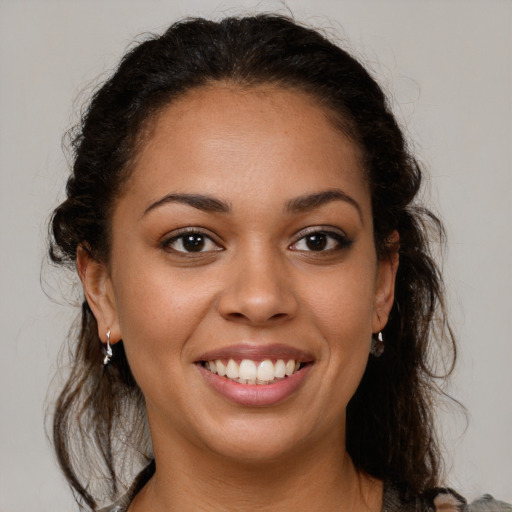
[289, 229, 352, 253]
[161, 228, 222, 254]
[161, 228, 352, 255]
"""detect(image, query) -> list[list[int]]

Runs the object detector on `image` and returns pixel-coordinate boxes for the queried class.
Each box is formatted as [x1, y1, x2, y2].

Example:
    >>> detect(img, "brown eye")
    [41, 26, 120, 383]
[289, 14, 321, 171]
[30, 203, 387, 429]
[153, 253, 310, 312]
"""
[163, 231, 222, 254]
[182, 234, 206, 252]
[304, 233, 328, 251]
[290, 230, 352, 253]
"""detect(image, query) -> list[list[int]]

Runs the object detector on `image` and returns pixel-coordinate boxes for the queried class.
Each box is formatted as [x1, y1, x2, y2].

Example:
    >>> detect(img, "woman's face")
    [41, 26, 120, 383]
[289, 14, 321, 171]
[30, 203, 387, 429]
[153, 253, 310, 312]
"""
[82, 84, 397, 463]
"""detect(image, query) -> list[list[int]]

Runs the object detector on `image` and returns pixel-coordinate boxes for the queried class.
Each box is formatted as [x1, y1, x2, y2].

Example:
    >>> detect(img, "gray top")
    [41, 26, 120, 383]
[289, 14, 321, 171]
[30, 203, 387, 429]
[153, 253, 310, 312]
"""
[100, 483, 512, 511]
[381, 485, 512, 512]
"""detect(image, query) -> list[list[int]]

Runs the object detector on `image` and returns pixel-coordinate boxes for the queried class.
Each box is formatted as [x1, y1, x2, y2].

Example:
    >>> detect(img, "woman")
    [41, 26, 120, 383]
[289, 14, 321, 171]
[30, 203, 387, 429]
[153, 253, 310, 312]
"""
[48, 15, 511, 512]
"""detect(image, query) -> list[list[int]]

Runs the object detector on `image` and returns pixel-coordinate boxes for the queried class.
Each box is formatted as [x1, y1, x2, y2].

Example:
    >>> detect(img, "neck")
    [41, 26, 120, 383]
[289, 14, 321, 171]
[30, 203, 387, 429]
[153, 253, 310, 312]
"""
[129, 425, 382, 512]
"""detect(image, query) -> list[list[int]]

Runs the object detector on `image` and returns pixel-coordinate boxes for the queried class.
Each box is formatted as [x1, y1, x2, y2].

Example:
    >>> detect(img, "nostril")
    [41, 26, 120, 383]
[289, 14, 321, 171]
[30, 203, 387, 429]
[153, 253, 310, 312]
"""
[225, 311, 290, 324]
[270, 312, 288, 321]
[218, 276, 298, 325]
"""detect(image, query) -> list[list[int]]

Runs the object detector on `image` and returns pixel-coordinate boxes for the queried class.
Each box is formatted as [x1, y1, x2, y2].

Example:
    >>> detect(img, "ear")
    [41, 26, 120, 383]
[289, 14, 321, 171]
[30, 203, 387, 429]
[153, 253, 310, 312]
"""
[372, 231, 399, 333]
[77, 245, 121, 344]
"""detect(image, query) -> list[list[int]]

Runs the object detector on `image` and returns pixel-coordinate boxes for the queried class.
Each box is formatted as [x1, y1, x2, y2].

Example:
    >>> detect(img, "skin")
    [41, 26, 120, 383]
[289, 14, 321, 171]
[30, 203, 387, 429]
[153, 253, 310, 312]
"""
[78, 84, 399, 511]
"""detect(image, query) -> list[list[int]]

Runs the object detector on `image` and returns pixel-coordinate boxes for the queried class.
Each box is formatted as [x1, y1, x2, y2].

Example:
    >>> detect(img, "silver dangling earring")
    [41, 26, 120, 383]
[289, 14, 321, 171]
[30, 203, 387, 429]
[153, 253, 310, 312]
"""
[370, 331, 384, 357]
[103, 329, 113, 365]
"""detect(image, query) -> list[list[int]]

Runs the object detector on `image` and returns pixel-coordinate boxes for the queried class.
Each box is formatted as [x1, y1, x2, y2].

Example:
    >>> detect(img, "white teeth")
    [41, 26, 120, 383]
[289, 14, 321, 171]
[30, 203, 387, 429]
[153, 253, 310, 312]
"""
[274, 360, 286, 378]
[204, 358, 304, 384]
[257, 360, 274, 382]
[235, 377, 257, 385]
[239, 359, 257, 381]
[216, 360, 226, 376]
[226, 359, 239, 379]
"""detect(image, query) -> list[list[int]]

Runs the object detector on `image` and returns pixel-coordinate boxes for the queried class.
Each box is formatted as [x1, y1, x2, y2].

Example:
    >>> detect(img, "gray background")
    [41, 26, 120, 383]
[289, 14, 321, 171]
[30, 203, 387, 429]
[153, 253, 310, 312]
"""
[0, 1, 511, 510]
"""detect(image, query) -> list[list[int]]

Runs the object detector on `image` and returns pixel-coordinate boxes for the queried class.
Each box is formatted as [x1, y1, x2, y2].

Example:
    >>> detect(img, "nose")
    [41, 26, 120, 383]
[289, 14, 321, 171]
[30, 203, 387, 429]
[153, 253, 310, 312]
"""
[217, 249, 298, 326]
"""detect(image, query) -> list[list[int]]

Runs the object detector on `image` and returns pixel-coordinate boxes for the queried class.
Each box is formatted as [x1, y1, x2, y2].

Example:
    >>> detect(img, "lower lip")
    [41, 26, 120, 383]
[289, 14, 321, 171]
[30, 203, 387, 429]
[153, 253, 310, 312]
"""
[197, 363, 312, 407]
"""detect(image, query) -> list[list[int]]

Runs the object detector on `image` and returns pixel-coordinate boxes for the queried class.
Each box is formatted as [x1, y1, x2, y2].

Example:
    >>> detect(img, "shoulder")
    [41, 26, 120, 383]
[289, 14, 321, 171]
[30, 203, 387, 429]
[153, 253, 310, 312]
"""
[383, 484, 512, 512]
[467, 494, 512, 511]
[428, 489, 512, 511]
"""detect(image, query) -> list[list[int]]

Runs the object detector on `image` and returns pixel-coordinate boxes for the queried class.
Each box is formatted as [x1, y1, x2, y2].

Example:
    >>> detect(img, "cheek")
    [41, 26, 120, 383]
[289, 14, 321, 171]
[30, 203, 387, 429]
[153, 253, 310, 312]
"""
[305, 263, 377, 341]
[290, 266, 376, 426]
[302, 258, 376, 388]
[111, 258, 215, 385]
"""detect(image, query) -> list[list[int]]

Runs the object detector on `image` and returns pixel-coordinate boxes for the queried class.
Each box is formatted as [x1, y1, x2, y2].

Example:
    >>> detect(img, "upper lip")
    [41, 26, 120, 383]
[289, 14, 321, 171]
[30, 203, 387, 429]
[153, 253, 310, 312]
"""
[196, 343, 314, 362]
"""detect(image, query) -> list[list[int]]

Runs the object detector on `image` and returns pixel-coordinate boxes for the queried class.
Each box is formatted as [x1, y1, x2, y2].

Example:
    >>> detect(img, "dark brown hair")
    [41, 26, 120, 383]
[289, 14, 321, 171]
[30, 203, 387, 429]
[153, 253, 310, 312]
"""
[49, 14, 455, 510]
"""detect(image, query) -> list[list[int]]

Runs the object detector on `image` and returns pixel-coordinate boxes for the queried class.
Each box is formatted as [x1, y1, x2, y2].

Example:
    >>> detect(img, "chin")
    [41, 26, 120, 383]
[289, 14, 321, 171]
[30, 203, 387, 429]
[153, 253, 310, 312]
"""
[196, 413, 322, 466]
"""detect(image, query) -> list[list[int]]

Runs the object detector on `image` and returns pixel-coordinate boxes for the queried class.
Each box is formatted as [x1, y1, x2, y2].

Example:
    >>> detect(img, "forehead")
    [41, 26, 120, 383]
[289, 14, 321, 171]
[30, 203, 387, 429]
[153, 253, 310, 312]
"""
[124, 84, 369, 212]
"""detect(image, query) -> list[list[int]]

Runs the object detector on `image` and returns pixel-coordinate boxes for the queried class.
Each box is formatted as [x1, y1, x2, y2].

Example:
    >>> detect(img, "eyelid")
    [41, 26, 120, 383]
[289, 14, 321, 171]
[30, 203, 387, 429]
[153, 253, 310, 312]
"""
[160, 227, 224, 253]
[291, 225, 349, 241]
[289, 226, 352, 251]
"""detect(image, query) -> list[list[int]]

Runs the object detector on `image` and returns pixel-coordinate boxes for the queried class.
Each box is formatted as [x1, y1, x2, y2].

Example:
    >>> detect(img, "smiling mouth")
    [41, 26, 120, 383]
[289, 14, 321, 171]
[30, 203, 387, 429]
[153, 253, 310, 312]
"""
[201, 359, 309, 385]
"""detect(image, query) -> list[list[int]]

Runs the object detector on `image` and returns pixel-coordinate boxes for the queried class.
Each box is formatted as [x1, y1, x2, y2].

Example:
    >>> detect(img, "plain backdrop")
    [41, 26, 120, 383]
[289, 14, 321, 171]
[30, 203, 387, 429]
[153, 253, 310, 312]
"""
[0, 1, 511, 510]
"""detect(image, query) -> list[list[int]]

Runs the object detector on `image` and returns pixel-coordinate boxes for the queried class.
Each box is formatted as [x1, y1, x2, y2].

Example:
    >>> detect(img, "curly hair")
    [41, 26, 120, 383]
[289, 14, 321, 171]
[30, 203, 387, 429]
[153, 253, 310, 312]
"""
[49, 14, 455, 510]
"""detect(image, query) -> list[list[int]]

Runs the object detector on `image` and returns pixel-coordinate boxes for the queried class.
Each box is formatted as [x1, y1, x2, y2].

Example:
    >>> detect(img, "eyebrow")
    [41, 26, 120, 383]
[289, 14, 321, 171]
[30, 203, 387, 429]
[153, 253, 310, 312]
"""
[285, 189, 362, 220]
[143, 193, 231, 217]
[142, 188, 362, 220]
